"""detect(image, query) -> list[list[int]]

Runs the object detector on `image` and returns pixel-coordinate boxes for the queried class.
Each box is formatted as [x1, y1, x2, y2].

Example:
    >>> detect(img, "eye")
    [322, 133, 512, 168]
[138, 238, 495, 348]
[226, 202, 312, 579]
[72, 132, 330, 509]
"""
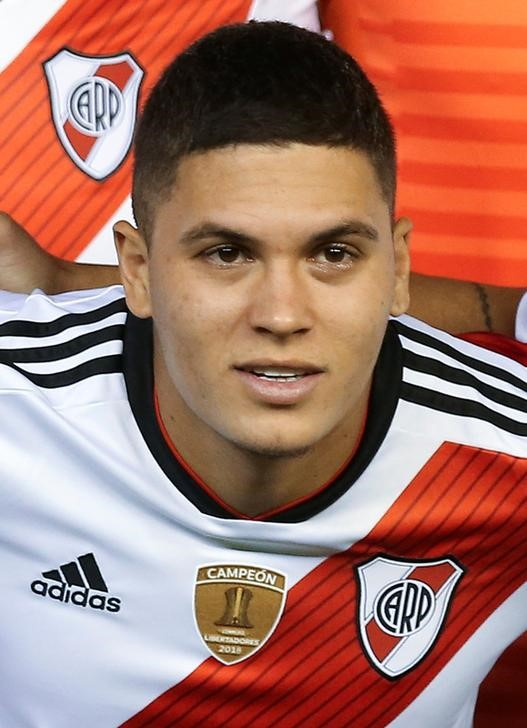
[322, 246, 349, 263]
[311, 244, 357, 266]
[204, 245, 253, 265]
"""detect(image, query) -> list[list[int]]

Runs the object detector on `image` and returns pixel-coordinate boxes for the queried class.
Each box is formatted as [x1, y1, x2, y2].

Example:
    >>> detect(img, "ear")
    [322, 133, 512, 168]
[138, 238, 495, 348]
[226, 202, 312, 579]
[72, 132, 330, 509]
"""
[390, 216, 412, 317]
[113, 220, 152, 318]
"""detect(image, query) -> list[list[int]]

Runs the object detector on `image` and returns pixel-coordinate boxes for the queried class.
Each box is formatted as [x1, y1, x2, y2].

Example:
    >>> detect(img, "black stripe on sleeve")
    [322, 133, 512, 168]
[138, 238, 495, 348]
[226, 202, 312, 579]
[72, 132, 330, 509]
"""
[0, 324, 124, 363]
[5, 355, 123, 388]
[394, 320, 527, 394]
[401, 382, 527, 436]
[0, 297, 126, 338]
[404, 350, 527, 415]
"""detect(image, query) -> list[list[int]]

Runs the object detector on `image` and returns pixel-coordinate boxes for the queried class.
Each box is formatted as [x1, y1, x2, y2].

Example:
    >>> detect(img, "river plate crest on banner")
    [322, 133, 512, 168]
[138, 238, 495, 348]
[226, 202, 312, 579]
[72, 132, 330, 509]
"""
[44, 48, 143, 180]
[195, 564, 287, 665]
[356, 554, 464, 679]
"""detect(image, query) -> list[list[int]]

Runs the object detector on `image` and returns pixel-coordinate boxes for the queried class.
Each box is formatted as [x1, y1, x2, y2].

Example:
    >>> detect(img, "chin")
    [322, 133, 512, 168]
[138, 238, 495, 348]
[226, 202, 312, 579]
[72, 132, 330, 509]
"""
[229, 431, 314, 460]
[245, 443, 312, 460]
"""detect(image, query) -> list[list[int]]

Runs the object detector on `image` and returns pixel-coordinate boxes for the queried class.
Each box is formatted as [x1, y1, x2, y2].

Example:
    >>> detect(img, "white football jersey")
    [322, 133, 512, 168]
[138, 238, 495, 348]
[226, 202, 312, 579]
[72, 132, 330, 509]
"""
[0, 286, 526, 728]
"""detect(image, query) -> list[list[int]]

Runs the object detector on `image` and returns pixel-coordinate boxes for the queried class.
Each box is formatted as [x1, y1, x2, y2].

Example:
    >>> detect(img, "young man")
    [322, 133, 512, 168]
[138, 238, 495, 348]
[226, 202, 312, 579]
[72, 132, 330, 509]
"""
[0, 22, 525, 728]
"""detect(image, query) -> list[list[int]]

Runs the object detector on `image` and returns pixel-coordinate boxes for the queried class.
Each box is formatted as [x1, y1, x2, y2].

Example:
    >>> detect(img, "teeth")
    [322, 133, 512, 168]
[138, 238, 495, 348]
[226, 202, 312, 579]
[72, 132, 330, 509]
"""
[252, 369, 304, 381]
[256, 374, 303, 382]
[253, 368, 303, 376]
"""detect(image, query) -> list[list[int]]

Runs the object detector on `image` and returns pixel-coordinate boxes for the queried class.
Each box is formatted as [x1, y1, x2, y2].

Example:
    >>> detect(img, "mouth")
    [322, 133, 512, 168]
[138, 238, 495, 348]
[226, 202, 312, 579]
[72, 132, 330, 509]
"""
[241, 367, 316, 381]
[233, 362, 325, 405]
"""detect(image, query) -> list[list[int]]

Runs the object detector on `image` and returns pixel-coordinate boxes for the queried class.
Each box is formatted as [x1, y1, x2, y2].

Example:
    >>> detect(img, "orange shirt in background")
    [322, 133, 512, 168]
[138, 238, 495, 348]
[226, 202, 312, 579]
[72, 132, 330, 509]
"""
[320, 0, 527, 286]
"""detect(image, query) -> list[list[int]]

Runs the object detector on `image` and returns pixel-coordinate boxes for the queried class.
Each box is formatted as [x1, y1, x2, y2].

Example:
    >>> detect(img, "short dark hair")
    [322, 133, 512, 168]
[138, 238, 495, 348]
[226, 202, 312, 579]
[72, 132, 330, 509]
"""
[132, 21, 396, 239]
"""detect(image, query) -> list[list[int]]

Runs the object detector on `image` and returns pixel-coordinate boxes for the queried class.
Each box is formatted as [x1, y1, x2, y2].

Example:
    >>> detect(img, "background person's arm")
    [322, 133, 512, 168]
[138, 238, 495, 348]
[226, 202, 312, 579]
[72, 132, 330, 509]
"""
[0, 212, 120, 294]
[408, 272, 524, 338]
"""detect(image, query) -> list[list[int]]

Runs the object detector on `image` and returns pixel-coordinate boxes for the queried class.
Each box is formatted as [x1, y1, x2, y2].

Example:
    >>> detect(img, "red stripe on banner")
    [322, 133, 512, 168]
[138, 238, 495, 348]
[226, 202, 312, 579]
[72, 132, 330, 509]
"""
[120, 443, 527, 727]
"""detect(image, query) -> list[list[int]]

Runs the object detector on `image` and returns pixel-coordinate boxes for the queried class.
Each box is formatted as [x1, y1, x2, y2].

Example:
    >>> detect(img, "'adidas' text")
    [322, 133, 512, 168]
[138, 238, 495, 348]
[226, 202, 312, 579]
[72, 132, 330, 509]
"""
[31, 552, 121, 613]
[31, 580, 121, 612]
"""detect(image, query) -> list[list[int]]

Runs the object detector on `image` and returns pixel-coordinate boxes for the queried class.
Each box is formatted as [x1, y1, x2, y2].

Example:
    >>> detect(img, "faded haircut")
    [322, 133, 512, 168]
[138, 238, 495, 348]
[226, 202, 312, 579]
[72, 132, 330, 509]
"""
[132, 21, 396, 239]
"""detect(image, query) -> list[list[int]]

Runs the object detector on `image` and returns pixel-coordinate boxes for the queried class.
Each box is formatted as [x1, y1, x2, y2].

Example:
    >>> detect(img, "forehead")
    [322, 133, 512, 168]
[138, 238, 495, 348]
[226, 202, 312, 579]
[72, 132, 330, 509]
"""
[152, 144, 391, 240]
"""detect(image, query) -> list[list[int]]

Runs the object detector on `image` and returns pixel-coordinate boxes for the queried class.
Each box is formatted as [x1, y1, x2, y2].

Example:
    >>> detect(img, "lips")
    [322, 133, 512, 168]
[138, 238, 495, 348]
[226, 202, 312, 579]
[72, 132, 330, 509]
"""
[234, 362, 325, 405]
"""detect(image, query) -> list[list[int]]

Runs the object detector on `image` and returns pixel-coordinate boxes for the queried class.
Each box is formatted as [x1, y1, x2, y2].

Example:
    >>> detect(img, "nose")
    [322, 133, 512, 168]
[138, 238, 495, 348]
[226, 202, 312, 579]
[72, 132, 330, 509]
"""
[247, 260, 313, 337]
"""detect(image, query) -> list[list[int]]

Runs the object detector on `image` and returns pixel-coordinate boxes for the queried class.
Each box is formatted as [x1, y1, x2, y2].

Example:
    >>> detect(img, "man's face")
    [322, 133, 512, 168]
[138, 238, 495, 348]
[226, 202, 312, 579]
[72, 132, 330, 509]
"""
[120, 144, 410, 459]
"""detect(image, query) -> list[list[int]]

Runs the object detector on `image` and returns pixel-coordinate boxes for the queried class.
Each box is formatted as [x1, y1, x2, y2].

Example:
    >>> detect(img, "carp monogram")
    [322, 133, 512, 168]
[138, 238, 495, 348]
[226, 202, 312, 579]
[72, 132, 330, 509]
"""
[356, 555, 464, 678]
[44, 48, 143, 180]
[194, 564, 287, 665]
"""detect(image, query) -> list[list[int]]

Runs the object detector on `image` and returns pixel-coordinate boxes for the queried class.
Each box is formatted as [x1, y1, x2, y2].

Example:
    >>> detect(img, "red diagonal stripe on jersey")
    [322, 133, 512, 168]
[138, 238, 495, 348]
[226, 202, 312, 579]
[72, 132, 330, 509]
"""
[181, 451, 523, 728]
[120, 443, 527, 727]
[0, 0, 252, 260]
[339, 461, 527, 728]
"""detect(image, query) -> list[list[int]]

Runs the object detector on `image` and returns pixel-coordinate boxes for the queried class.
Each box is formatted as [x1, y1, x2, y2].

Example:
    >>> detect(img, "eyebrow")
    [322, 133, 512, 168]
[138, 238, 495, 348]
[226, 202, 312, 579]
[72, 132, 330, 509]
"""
[178, 219, 379, 246]
[179, 223, 256, 246]
[309, 221, 379, 243]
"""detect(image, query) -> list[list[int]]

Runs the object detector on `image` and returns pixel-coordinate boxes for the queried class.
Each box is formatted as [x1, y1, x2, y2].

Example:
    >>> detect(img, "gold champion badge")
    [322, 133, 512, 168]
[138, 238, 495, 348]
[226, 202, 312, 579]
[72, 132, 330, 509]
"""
[194, 564, 287, 664]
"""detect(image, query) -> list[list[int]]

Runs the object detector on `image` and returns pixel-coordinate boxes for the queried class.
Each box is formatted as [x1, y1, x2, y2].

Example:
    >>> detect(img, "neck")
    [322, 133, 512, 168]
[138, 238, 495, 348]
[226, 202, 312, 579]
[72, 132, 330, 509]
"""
[154, 367, 369, 518]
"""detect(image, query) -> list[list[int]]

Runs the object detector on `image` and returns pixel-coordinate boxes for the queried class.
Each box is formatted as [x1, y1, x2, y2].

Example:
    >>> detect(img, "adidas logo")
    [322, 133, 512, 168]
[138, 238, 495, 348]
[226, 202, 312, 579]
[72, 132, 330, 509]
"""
[31, 552, 121, 613]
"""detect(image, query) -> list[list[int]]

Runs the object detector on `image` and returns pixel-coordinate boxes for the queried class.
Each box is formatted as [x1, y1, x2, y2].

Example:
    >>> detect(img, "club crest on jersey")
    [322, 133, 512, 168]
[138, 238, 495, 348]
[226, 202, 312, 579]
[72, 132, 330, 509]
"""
[194, 564, 287, 665]
[43, 48, 143, 180]
[356, 555, 464, 679]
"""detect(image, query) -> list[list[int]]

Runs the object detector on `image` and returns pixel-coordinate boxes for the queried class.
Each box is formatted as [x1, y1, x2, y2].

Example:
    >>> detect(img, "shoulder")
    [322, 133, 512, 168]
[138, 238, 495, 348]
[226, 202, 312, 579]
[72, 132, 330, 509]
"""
[0, 285, 126, 325]
[0, 286, 127, 403]
[391, 315, 527, 454]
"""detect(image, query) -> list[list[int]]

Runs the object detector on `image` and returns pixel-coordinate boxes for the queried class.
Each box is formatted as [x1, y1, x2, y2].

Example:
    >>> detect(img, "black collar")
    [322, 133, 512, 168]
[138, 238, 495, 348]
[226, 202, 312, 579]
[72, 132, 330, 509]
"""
[123, 314, 402, 523]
